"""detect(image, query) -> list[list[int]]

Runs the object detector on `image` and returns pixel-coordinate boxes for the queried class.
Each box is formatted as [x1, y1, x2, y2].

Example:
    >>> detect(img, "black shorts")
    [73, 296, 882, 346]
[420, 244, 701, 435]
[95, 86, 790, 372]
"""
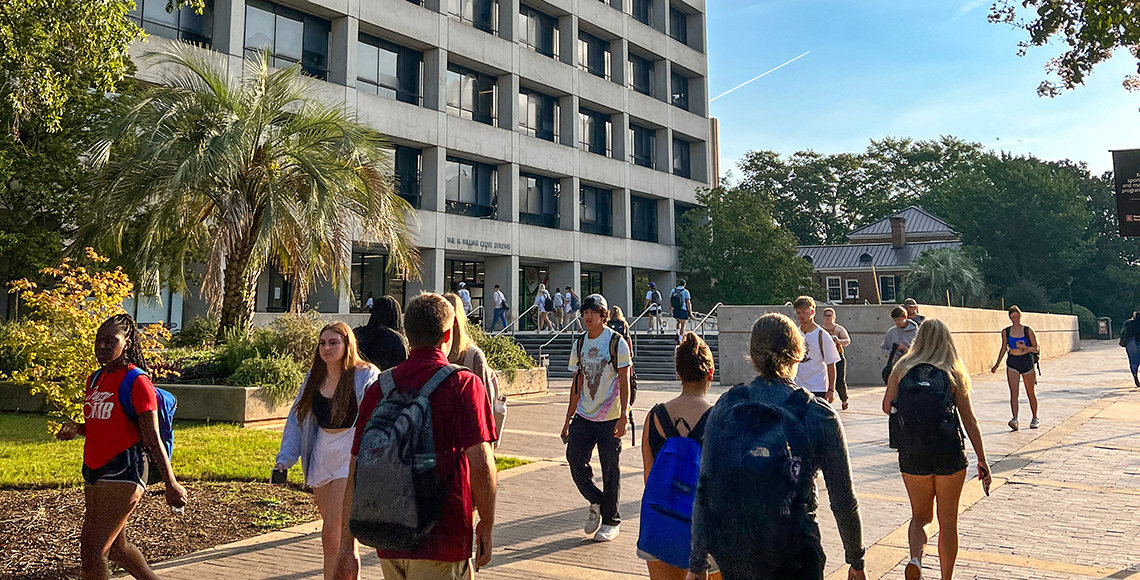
[1007, 353, 1035, 375]
[898, 449, 967, 476]
[83, 445, 149, 489]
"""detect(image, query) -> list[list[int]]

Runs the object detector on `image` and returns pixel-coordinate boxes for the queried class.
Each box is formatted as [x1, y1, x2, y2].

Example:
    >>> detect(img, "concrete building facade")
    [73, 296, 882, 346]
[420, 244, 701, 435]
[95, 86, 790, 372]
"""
[130, 0, 712, 329]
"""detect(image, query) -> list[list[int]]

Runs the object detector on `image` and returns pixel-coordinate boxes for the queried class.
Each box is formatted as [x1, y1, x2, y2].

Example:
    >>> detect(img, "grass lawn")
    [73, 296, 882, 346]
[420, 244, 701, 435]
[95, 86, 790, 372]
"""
[0, 412, 525, 489]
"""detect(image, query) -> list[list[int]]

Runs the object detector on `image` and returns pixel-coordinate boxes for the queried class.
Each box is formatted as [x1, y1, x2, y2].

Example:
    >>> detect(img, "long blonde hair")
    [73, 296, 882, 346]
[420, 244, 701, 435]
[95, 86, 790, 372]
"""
[890, 318, 971, 395]
[443, 292, 474, 363]
[296, 322, 363, 424]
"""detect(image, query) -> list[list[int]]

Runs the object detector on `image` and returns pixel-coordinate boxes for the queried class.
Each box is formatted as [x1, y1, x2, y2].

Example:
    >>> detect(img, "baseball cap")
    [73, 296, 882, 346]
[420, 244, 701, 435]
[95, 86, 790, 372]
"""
[648, 282, 656, 288]
[458, 282, 466, 288]
[581, 293, 608, 313]
[903, 298, 917, 307]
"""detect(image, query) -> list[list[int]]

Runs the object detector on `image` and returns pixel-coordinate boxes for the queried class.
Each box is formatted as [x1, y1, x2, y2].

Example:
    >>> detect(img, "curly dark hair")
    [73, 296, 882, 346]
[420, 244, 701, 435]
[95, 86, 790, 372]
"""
[99, 313, 149, 373]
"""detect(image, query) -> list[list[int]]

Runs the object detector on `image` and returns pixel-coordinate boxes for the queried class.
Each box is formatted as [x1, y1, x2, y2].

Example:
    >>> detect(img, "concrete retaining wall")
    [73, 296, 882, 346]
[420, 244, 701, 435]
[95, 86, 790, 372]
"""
[719, 304, 1080, 386]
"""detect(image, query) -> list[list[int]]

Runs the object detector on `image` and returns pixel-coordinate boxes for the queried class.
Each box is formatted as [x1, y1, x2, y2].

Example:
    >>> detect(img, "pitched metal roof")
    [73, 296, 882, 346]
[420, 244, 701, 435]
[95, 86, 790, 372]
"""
[846, 206, 956, 240]
[797, 240, 962, 271]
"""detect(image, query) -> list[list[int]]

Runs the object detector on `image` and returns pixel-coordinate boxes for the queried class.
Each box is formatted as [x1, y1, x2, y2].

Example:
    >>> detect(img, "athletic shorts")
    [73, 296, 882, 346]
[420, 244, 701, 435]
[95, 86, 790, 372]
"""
[675, 310, 690, 320]
[898, 449, 967, 477]
[1007, 353, 1035, 375]
[83, 444, 149, 489]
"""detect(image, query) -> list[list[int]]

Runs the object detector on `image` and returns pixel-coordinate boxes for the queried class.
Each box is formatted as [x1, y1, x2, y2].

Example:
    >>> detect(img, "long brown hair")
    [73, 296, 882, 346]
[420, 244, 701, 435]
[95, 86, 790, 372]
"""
[295, 322, 362, 425]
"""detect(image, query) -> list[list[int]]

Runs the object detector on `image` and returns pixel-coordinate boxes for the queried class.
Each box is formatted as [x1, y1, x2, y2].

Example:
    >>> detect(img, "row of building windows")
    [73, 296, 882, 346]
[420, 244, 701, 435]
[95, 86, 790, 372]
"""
[822, 276, 903, 303]
[391, 146, 689, 241]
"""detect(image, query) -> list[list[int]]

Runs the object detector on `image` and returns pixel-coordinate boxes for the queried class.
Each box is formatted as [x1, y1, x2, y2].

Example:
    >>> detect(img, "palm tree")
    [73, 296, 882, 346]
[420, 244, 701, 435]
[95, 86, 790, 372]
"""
[84, 44, 419, 339]
[901, 248, 986, 307]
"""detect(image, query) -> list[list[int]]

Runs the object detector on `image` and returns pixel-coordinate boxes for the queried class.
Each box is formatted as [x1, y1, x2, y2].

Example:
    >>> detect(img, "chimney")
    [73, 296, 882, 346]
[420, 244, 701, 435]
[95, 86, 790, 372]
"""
[890, 216, 907, 249]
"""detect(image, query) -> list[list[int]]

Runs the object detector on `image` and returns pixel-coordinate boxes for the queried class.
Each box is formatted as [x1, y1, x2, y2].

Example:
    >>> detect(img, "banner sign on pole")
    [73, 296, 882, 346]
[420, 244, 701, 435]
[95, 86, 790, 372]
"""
[1112, 149, 1140, 237]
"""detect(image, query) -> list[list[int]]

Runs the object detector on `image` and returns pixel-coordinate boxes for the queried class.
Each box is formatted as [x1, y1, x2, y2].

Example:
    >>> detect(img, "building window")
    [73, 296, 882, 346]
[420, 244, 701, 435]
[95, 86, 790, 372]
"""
[879, 275, 900, 303]
[827, 277, 842, 302]
[577, 31, 611, 80]
[129, 0, 213, 46]
[669, 5, 688, 44]
[579, 108, 611, 157]
[846, 279, 859, 300]
[245, 0, 330, 80]
[445, 157, 497, 218]
[350, 253, 406, 312]
[671, 71, 690, 110]
[630, 124, 656, 169]
[519, 172, 560, 228]
[519, 5, 559, 58]
[581, 270, 603, 297]
[446, 64, 497, 125]
[580, 185, 612, 236]
[357, 34, 422, 105]
[675, 202, 695, 245]
[448, 0, 498, 34]
[628, 53, 654, 96]
[631, 195, 658, 242]
[630, 0, 652, 26]
[446, 260, 485, 311]
[266, 263, 292, 312]
[394, 145, 421, 208]
[519, 88, 560, 142]
[672, 137, 691, 178]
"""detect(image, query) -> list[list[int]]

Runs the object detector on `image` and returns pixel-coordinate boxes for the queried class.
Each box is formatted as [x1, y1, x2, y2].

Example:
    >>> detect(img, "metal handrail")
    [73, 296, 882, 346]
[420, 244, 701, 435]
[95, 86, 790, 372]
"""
[626, 303, 660, 354]
[538, 318, 585, 361]
[693, 302, 723, 337]
[494, 303, 538, 336]
[466, 305, 484, 320]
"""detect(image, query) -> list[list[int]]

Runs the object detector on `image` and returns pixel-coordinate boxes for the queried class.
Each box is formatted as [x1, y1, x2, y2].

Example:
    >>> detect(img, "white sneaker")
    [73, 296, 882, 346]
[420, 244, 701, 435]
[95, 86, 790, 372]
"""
[1008, 418, 1019, 431]
[1030, 417, 1040, 429]
[904, 557, 922, 579]
[593, 524, 620, 542]
[584, 504, 602, 537]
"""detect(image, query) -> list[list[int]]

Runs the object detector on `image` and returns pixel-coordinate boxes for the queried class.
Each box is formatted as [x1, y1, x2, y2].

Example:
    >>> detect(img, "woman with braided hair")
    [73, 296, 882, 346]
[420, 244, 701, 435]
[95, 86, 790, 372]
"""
[56, 313, 188, 580]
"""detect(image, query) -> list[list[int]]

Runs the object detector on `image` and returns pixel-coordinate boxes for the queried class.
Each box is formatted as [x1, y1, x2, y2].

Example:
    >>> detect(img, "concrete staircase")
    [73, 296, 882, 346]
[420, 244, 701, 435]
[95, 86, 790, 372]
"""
[510, 331, 720, 382]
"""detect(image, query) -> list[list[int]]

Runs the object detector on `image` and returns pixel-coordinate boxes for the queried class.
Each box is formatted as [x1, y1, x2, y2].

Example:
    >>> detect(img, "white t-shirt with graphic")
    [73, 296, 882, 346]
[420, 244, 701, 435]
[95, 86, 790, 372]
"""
[795, 326, 841, 394]
[568, 327, 631, 421]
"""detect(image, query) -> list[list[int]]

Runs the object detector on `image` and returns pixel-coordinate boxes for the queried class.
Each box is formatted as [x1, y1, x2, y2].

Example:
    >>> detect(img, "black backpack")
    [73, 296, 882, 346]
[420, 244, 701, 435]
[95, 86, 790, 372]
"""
[698, 383, 816, 562]
[670, 289, 684, 312]
[544, 294, 554, 311]
[349, 364, 462, 551]
[888, 364, 964, 454]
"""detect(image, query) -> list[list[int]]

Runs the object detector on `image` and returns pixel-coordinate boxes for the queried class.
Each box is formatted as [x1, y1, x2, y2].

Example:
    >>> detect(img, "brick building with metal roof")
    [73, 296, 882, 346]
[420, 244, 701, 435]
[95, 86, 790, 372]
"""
[797, 206, 960, 304]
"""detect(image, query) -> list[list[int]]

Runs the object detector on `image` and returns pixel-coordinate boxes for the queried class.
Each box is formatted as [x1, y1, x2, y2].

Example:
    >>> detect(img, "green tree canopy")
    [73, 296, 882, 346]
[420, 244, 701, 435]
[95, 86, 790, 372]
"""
[900, 248, 987, 307]
[82, 45, 419, 339]
[990, 0, 1140, 96]
[678, 184, 818, 305]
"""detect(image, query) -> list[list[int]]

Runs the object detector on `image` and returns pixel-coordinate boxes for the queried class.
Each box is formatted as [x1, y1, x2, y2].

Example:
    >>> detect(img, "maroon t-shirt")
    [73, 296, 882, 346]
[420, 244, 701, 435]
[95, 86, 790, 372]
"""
[352, 346, 497, 562]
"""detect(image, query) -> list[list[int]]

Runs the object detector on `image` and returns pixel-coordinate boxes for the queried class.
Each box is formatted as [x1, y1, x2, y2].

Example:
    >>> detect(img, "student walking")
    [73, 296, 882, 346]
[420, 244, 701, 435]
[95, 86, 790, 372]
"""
[333, 293, 498, 580]
[445, 292, 507, 445]
[276, 323, 380, 580]
[884, 319, 991, 580]
[822, 307, 853, 410]
[353, 296, 408, 372]
[607, 306, 633, 356]
[55, 313, 188, 580]
[565, 288, 583, 332]
[882, 306, 920, 384]
[687, 313, 865, 580]
[645, 282, 664, 334]
[1120, 311, 1140, 388]
[552, 287, 566, 329]
[639, 332, 720, 580]
[904, 298, 926, 326]
[490, 284, 509, 331]
[534, 283, 554, 333]
[990, 305, 1040, 430]
[561, 294, 632, 542]
[457, 282, 472, 313]
[670, 280, 693, 343]
[792, 296, 841, 403]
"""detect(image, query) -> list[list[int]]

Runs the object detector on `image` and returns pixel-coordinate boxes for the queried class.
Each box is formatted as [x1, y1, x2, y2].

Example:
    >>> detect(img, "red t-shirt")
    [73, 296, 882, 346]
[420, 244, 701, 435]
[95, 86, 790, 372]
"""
[83, 365, 158, 470]
[352, 347, 497, 562]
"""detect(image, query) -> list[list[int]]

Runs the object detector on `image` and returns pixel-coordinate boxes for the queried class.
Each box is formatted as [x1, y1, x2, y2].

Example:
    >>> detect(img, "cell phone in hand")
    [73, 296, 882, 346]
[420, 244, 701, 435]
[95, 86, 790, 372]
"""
[271, 468, 287, 485]
[561, 433, 569, 445]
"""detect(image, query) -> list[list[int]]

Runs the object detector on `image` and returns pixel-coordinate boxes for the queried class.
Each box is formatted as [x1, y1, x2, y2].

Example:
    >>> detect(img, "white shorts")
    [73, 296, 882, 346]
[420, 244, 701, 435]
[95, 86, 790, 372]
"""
[307, 427, 354, 488]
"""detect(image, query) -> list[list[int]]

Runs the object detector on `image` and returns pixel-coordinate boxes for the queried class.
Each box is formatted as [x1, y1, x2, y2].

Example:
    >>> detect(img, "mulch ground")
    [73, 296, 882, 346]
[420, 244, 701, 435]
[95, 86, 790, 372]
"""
[0, 481, 319, 580]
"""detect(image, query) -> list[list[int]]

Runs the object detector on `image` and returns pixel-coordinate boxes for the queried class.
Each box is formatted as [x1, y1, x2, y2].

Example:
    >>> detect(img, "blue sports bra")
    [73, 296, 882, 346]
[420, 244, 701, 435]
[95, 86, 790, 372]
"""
[1006, 327, 1031, 351]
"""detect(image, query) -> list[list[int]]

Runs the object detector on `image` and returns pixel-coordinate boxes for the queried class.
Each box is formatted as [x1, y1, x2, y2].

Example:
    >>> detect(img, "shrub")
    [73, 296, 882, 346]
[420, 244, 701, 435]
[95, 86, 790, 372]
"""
[219, 326, 279, 377]
[0, 249, 172, 421]
[268, 311, 322, 369]
[169, 316, 219, 348]
[469, 323, 534, 381]
[1047, 302, 1097, 337]
[0, 321, 30, 375]
[161, 347, 227, 384]
[229, 356, 304, 405]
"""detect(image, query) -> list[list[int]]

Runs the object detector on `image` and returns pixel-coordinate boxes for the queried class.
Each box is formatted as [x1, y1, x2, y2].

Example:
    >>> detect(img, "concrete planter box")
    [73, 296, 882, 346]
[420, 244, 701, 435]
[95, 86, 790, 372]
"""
[498, 367, 546, 397]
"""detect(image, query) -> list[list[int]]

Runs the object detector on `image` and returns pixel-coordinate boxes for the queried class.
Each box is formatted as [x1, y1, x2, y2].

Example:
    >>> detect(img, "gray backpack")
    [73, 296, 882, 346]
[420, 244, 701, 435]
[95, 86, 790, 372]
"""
[349, 364, 462, 551]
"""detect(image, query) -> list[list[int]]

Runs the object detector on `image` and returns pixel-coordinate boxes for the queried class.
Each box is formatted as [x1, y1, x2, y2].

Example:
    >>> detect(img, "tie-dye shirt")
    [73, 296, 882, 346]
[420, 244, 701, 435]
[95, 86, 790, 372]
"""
[568, 327, 632, 421]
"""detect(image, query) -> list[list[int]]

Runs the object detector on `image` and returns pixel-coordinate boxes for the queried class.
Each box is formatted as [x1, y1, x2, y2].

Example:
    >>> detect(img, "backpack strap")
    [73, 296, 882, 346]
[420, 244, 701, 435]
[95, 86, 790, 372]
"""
[609, 332, 621, 373]
[816, 328, 824, 359]
[117, 367, 148, 422]
[378, 369, 398, 398]
[418, 364, 464, 400]
[651, 403, 682, 439]
[783, 386, 813, 419]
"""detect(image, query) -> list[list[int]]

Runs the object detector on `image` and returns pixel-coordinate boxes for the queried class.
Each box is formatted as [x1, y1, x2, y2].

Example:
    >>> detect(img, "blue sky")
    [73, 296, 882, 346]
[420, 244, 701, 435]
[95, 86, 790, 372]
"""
[707, 0, 1140, 176]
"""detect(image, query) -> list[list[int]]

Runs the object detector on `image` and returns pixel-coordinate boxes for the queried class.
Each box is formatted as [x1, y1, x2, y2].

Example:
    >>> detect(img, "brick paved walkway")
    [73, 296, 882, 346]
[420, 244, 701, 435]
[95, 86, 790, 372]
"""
[148, 341, 1140, 579]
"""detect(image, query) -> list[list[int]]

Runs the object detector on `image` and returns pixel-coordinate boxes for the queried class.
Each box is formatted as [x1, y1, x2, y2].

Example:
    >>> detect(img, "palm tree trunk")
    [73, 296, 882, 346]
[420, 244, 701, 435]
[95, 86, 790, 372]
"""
[216, 232, 260, 342]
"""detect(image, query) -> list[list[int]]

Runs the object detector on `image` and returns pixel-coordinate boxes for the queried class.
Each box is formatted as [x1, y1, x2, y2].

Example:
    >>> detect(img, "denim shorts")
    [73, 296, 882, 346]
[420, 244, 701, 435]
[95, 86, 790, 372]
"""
[83, 445, 150, 489]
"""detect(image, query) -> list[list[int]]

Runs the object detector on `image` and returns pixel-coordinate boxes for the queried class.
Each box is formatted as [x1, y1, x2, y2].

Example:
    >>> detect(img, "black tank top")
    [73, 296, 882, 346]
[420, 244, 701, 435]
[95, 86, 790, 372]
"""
[312, 390, 358, 429]
[647, 403, 712, 458]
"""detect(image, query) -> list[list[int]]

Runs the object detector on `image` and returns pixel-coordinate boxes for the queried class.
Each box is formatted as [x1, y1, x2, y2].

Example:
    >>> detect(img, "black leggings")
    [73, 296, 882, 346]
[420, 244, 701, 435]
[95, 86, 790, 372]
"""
[835, 358, 848, 402]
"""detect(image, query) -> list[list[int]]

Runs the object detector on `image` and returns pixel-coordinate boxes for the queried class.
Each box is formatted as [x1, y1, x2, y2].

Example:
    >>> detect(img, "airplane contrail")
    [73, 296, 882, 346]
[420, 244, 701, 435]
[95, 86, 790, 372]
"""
[710, 51, 811, 103]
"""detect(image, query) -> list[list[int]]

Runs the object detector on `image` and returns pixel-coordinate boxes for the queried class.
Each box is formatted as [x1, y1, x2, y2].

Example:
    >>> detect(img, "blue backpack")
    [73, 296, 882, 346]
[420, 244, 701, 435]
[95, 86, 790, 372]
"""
[90, 366, 177, 484]
[697, 383, 814, 563]
[637, 405, 709, 569]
